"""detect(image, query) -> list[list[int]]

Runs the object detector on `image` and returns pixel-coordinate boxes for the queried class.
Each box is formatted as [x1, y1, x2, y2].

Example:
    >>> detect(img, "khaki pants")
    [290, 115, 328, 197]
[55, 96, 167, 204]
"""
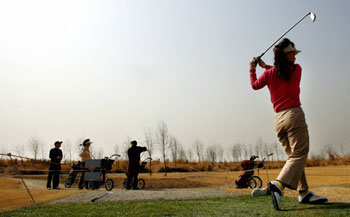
[275, 106, 309, 191]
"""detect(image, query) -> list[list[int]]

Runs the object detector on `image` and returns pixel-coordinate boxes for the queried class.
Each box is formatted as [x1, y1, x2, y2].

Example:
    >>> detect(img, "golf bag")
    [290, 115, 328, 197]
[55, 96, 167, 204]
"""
[235, 155, 258, 188]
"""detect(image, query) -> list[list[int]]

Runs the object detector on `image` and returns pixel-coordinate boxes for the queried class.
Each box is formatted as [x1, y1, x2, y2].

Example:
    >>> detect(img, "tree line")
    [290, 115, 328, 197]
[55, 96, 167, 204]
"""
[1, 121, 349, 167]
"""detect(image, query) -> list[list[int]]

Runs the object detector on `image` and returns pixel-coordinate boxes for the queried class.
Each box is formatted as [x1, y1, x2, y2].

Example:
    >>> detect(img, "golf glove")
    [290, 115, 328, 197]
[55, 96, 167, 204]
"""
[250, 58, 257, 70]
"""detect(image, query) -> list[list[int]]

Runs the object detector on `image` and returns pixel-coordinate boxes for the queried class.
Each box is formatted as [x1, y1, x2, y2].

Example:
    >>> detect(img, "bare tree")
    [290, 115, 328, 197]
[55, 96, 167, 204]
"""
[187, 148, 193, 162]
[242, 143, 249, 160]
[169, 136, 186, 162]
[193, 140, 204, 162]
[15, 145, 26, 157]
[254, 139, 264, 157]
[178, 146, 186, 160]
[157, 121, 170, 176]
[96, 147, 104, 159]
[216, 144, 224, 162]
[262, 142, 269, 157]
[169, 135, 179, 164]
[229, 143, 243, 162]
[63, 140, 73, 163]
[273, 142, 280, 161]
[122, 137, 132, 160]
[206, 145, 218, 162]
[338, 143, 346, 157]
[29, 136, 41, 162]
[248, 144, 253, 159]
[40, 142, 46, 161]
[144, 128, 155, 175]
[229, 144, 239, 162]
[322, 143, 338, 160]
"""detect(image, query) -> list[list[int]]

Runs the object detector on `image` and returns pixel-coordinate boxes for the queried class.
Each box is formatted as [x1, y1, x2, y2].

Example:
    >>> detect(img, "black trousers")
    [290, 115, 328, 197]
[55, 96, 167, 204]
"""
[47, 169, 60, 188]
[126, 165, 139, 189]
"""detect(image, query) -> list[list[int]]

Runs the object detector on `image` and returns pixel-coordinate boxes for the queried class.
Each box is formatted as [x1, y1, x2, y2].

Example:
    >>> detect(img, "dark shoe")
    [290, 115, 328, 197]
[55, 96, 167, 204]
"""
[53, 187, 61, 190]
[47, 187, 52, 190]
[299, 191, 328, 204]
[268, 181, 283, 211]
[133, 187, 139, 190]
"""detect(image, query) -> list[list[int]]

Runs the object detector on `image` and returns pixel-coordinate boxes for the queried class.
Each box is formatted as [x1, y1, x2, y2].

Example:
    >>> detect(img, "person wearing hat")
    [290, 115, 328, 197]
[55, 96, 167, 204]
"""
[47, 141, 63, 190]
[126, 140, 147, 190]
[78, 139, 92, 189]
[249, 38, 327, 210]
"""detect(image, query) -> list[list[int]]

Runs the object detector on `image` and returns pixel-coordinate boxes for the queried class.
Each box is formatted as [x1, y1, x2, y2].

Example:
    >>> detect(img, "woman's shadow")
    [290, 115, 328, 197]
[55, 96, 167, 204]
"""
[283, 202, 350, 212]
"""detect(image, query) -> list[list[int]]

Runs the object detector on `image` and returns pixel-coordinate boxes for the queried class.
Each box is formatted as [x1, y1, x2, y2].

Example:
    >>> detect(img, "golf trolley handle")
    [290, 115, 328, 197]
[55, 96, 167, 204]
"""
[260, 153, 273, 164]
[109, 154, 121, 159]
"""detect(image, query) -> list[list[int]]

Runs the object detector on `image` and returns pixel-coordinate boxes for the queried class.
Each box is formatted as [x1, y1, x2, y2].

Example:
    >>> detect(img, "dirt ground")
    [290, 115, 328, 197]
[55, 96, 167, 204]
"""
[0, 177, 80, 212]
[0, 165, 349, 212]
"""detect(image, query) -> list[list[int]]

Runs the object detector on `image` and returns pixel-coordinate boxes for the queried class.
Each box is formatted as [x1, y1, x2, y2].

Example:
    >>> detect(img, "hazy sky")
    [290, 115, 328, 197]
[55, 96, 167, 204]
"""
[1, 0, 349, 159]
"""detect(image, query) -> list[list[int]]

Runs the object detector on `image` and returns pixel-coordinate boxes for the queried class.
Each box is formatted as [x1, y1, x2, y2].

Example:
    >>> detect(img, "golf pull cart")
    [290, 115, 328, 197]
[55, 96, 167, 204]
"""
[123, 157, 152, 189]
[235, 153, 273, 189]
[85, 154, 120, 191]
[64, 161, 83, 188]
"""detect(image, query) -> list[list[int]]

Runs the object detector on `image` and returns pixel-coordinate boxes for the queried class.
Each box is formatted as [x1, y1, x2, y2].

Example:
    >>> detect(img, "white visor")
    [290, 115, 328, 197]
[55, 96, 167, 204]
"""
[283, 44, 301, 54]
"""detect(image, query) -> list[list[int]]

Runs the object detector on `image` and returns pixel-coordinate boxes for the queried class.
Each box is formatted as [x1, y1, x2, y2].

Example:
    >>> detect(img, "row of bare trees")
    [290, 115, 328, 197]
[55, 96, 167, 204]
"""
[1, 136, 105, 163]
[1, 121, 348, 166]
[113, 121, 350, 170]
[113, 122, 285, 169]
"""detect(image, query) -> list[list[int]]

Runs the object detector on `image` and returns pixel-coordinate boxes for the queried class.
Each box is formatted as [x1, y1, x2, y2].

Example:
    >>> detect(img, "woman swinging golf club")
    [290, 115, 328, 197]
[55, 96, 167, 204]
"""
[249, 38, 327, 211]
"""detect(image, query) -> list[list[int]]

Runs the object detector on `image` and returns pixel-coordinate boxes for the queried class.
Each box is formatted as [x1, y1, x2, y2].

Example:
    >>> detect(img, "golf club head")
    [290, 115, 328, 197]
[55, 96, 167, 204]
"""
[310, 12, 316, 22]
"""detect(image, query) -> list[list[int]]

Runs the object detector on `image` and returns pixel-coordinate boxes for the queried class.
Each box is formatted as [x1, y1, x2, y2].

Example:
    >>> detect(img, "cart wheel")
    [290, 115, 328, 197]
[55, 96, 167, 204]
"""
[248, 178, 257, 189]
[251, 176, 263, 188]
[123, 179, 128, 189]
[105, 179, 114, 191]
[88, 181, 98, 190]
[138, 179, 145, 189]
[64, 177, 73, 188]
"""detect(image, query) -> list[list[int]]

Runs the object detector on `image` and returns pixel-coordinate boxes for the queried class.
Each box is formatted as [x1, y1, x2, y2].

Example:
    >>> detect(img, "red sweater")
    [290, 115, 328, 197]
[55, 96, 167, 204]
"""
[250, 64, 302, 112]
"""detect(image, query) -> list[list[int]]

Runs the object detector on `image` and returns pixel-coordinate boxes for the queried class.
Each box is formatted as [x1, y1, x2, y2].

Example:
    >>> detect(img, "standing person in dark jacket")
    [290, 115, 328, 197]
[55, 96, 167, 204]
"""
[126, 140, 147, 190]
[47, 141, 63, 190]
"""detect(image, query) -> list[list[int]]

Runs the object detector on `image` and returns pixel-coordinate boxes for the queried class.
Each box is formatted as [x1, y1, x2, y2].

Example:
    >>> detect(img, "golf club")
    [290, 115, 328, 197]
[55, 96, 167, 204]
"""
[259, 12, 316, 58]
[91, 191, 114, 202]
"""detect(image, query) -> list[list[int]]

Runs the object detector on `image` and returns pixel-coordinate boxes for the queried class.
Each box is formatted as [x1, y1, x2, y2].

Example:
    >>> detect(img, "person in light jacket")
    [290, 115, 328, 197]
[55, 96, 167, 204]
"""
[78, 139, 92, 189]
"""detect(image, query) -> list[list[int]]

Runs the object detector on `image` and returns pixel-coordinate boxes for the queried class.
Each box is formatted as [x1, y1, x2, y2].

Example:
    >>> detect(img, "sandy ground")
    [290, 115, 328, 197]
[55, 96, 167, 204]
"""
[0, 177, 80, 212]
[0, 165, 349, 212]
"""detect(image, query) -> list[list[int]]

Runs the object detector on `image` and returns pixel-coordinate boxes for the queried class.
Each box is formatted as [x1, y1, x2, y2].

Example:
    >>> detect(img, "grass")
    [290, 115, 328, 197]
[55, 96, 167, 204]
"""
[2, 196, 349, 217]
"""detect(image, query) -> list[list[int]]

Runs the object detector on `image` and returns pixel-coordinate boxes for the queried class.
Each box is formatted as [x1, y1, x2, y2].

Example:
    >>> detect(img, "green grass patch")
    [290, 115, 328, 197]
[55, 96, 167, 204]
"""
[2, 196, 349, 217]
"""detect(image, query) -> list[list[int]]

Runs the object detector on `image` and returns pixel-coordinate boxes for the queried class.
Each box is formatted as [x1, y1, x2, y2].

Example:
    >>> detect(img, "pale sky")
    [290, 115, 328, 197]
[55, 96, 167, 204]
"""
[1, 0, 349, 159]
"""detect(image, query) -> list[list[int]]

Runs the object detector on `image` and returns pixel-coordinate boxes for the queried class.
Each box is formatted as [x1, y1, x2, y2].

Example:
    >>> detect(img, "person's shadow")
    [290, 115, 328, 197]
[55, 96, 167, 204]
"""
[283, 202, 350, 212]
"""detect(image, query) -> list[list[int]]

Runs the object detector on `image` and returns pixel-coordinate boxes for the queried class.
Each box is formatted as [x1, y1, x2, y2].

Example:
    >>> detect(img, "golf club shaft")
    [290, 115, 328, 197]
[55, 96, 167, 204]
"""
[91, 192, 113, 202]
[91, 193, 108, 202]
[259, 12, 311, 58]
